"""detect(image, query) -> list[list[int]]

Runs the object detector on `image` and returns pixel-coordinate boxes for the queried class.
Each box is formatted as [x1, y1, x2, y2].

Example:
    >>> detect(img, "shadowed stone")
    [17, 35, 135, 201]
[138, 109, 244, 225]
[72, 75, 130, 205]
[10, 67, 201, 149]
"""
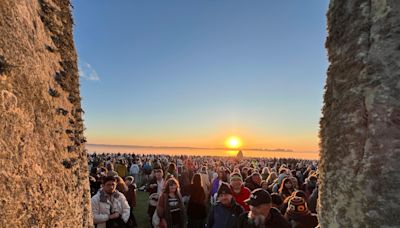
[319, 0, 400, 227]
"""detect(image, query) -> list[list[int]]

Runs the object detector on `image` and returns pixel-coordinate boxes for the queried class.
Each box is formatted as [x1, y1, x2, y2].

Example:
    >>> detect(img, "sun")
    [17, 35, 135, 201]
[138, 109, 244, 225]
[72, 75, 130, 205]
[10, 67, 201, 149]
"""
[225, 136, 242, 149]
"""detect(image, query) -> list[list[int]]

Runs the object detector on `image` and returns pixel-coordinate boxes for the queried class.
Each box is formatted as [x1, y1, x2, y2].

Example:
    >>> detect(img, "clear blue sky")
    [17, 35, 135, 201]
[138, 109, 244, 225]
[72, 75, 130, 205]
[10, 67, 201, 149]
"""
[72, 0, 329, 152]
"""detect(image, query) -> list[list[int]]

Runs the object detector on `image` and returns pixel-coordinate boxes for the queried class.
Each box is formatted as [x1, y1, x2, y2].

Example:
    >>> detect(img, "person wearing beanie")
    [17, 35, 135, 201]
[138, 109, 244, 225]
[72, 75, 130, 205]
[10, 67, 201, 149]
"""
[284, 196, 318, 228]
[245, 172, 262, 191]
[281, 190, 307, 215]
[230, 172, 251, 211]
[237, 189, 290, 228]
[207, 182, 244, 228]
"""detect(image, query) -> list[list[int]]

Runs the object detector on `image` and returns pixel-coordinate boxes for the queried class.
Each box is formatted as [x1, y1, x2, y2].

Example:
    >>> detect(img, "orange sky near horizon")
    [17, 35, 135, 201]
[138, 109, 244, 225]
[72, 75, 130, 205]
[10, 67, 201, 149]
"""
[86, 129, 319, 152]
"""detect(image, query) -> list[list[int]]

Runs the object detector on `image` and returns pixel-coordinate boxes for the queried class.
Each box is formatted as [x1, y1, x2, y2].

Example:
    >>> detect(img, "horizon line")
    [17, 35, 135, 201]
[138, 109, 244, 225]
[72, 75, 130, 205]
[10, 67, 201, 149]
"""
[86, 143, 317, 153]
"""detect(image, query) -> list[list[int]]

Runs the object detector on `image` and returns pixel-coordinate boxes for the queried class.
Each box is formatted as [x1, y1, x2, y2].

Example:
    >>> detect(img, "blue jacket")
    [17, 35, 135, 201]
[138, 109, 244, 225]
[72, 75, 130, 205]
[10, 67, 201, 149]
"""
[207, 200, 244, 228]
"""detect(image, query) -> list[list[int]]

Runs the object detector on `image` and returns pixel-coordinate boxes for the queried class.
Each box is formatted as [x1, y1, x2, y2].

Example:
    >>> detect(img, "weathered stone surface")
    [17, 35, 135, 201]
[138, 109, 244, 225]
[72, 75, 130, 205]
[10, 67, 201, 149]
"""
[319, 0, 400, 227]
[0, 0, 92, 226]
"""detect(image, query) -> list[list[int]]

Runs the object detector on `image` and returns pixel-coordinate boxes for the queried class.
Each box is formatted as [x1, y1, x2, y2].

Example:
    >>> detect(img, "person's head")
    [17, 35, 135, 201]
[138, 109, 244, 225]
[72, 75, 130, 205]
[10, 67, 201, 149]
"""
[106, 163, 114, 171]
[279, 167, 288, 175]
[154, 169, 164, 180]
[271, 193, 283, 209]
[125, 176, 134, 186]
[251, 172, 262, 185]
[218, 168, 225, 179]
[245, 189, 272, 224]
[201, 166, 208, 174]
[99, 167, 107, 177]
[192, 173, 202, 187]
[230, 173, 243, 191]
[266, 172, 278, 183]
[102, 176, 117, 194]
[116, 176, 128, 192]
[261, 167, 269, 175]
[168, 163, 176, 173]
[286, 196, 310, 219]
[292, 190, 307, 200]
[261, 180, 269, 190]
[307, 175, 318, 189]
[164, 177, 180, 194]
[290, 177, 299, 189]
[280, 178, 294, 193]
[217, 182, 233, 205]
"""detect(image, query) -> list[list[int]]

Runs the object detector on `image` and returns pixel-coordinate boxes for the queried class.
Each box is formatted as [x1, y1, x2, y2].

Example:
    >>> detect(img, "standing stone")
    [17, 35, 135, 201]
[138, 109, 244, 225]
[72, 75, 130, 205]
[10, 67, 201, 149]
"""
[0, 0, 92, 226]
[319, 0, 400, 227]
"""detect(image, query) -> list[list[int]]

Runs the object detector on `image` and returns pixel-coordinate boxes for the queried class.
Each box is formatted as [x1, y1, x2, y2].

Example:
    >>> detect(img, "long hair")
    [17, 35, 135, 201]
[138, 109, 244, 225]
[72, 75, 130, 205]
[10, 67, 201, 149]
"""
[262, 167, 269, 175]
[279, 178, 294, 196]
[266, 172, 278, 185]
[189, 173, 205, 204]
[116, 176, 128, 193]
[192, 173, 202, 187]
[163, 177, 180, 194]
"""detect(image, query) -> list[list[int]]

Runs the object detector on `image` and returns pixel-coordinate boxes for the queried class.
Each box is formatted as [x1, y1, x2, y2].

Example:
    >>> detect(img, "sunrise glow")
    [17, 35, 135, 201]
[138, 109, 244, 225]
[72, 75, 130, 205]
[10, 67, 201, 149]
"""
[225, 136, 242, 149]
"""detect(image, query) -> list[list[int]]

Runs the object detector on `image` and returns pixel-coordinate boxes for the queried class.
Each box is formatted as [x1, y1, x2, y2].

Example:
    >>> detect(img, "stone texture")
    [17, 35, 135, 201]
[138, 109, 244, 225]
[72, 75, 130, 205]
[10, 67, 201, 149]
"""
[319, 0, 400, 227]
[0, 0, 92, 226]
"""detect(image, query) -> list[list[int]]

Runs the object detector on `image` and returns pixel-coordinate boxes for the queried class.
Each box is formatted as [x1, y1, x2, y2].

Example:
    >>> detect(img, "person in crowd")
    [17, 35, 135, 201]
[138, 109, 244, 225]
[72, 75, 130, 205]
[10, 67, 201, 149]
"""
[261, 167, 270, 180]
[284, 196, 318, 228]
[186, 173, 207, 228]
[303, 175, 318, 199]
[124, 176, 138, 227]
[281, 190, 307, 214]
[261, 180, 269, 191]
[229, 172, 251, 211]
[116, 176, 129, 194]
[199, 166, 211, 203]
[272, 168, 289, 193]
[290, 176, 300, 190]
[156, 178, 186, 228]
[266, 172, 278, 186]
[89, 167, 102, 197]
[245, 172, 262, 191]
[179, 166, 191, 195]
[307, 185, 318, 214]
[147, 167, 165, 227]
[124, 176, 137, 208]
[106, 162, 119, 177]
[207, 182, 244, 228]
[166, 162, 178, 179]
[115, 160, 128, 178]
[279, 178, 295, 200]
[91, 176, 131, 228]
[210, 168, 226, 199]
[237, 189, 290, 228]
[129, 161, 141, 187]
[271, 193, 284, 212]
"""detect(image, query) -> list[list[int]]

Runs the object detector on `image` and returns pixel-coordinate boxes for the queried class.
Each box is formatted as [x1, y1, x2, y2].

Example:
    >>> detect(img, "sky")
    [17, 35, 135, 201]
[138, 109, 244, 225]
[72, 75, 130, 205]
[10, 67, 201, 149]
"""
[72, 0, 329, 153]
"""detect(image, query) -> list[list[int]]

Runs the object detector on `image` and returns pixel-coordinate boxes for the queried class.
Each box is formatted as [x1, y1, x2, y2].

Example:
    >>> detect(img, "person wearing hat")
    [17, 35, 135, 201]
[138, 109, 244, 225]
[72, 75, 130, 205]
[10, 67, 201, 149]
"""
[237, 189, 290, 228]
[207, 182, 244, 228]
[245, 172, 262, 191]
[230, 172, 251, 211]
[284, 196, 318, 228]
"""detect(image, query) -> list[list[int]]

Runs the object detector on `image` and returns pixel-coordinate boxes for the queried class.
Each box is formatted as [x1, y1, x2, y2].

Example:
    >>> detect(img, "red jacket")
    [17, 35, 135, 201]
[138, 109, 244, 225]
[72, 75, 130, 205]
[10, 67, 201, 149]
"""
[231, 186, 251, 211]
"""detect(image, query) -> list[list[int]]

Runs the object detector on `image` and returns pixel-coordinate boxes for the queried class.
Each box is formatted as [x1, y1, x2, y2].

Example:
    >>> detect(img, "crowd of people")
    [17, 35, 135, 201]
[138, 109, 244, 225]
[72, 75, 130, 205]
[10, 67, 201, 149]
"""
[88, 152, 319, 228]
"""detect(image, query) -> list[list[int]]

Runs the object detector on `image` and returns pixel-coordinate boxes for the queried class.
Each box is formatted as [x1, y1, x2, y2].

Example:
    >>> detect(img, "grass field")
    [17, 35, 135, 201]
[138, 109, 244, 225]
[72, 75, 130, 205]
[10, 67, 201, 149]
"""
[134, 191, 151, 228]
